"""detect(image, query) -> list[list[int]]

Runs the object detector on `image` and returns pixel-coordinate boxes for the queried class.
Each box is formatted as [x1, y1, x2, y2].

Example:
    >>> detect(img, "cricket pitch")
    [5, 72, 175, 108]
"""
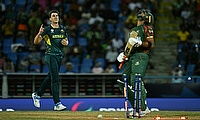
[0, 111, 200, 120]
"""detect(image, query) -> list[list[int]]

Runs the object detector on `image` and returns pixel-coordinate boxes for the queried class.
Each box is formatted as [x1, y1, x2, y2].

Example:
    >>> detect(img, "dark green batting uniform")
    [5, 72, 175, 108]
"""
[36, 25, 68, 104]
[118, 24, 154, 111]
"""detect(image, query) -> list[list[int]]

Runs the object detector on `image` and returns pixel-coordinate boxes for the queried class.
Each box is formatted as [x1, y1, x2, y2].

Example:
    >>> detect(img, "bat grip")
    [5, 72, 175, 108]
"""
[118, 62, 124, 69]
[118, 56, 127, 69]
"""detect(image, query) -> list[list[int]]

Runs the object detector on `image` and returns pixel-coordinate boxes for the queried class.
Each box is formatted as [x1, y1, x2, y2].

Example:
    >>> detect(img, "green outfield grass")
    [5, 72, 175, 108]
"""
[0, 111, 200, 120]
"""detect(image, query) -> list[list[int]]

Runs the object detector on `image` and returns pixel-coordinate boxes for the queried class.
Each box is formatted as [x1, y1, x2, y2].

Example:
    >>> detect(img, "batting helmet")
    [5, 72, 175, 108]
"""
[137, 9, 154, 25]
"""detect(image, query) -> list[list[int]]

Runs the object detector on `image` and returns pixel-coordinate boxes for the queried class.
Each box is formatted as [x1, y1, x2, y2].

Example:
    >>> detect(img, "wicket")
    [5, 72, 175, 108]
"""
[123, 74, 129, 118]
[133, 74, 141, 118]
[123, 74, 141, 118]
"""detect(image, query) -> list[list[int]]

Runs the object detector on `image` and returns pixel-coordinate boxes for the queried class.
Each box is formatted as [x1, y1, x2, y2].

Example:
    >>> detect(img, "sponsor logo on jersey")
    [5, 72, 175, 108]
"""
[52, 34, 65, 38]
[135, 61, 140, 66]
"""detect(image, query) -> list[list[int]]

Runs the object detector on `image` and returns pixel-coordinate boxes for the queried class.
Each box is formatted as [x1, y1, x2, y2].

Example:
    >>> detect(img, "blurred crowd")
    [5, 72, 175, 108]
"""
[0, 0, 159, 73]
[171, 0, 200, 83]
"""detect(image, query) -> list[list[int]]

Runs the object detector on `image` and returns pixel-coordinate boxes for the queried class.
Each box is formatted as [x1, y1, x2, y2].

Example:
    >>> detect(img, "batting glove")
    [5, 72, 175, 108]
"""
[117, 52, 127, 62]
[128, 37, 142, 47]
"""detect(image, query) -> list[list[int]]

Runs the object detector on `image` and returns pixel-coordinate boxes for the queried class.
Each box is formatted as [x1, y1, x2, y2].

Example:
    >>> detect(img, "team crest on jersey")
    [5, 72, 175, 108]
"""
[51, 29, 54, 33]
[135, 61, 140, 66]
[61, 29, 64, 33]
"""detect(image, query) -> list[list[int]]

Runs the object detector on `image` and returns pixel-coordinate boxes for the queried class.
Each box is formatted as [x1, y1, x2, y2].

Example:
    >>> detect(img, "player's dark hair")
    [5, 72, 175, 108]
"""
[48, 10, 59, 18]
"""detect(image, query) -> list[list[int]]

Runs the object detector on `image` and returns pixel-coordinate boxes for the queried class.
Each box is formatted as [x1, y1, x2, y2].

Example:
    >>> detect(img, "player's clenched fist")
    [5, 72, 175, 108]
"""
[61, 38, 68, 46]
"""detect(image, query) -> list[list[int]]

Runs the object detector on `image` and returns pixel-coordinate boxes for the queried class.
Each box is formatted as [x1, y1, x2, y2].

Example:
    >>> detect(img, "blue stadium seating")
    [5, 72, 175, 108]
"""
[3, 37, 13, 46]
[16, 0, 26, 6]
[30, 64, 40, 73]
[80, 65, 91, 73]
[196, 78, 200, 83]
[186, 64, 196, 76]
[185, 64, 196, 82]
[78, 37, 88, 47]
[68, 37, 75, 47]
[2, 37, 13, 54]
[60, 65, 67, 73]
[118, 65, 124, 73]
[106, 23, 115, 33]
[18, 52, 29, 64]
[95, 58, 105, 68]
[110, 0, 121, 13]
[4, 0, 11, 6]
[70, 57, 80, 65]
[111, 64, 118, 72]
[42, 65, 49, 73]
[72, 64, 79, 73]
[78, 23, 90, 31]
[16, 37, 26, 46]
[64, 3, 70, 13]
[3, 46, 12, 55]
[6, 52, 18, 65]
[82, 58, 93, 67]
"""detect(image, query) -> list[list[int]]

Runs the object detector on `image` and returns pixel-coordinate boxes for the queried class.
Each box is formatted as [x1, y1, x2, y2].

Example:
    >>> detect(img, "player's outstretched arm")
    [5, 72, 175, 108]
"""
[34, 24, 44, 44]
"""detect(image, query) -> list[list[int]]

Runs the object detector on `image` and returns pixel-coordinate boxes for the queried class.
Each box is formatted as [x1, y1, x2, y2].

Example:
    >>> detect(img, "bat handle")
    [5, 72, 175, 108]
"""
[118, 62, 124, 69]
[118, 56, 127, 69]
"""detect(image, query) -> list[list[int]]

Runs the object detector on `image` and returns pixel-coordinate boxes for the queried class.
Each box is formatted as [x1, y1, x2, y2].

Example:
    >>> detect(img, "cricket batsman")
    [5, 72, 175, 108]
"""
[117, 9, 155, 116]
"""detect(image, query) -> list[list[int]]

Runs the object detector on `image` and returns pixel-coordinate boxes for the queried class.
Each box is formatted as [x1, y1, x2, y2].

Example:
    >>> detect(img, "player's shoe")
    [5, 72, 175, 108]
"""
[138, 107, 151, 117]
[32, 92, 40, 108]
[140, 107, 151, 116]
[130, 107, 151, 117]
[54, 102, 66, 111]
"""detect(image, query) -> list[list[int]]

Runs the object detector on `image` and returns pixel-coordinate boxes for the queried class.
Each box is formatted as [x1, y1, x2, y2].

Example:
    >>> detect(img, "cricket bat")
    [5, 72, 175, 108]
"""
[118, 31, 138, 69]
